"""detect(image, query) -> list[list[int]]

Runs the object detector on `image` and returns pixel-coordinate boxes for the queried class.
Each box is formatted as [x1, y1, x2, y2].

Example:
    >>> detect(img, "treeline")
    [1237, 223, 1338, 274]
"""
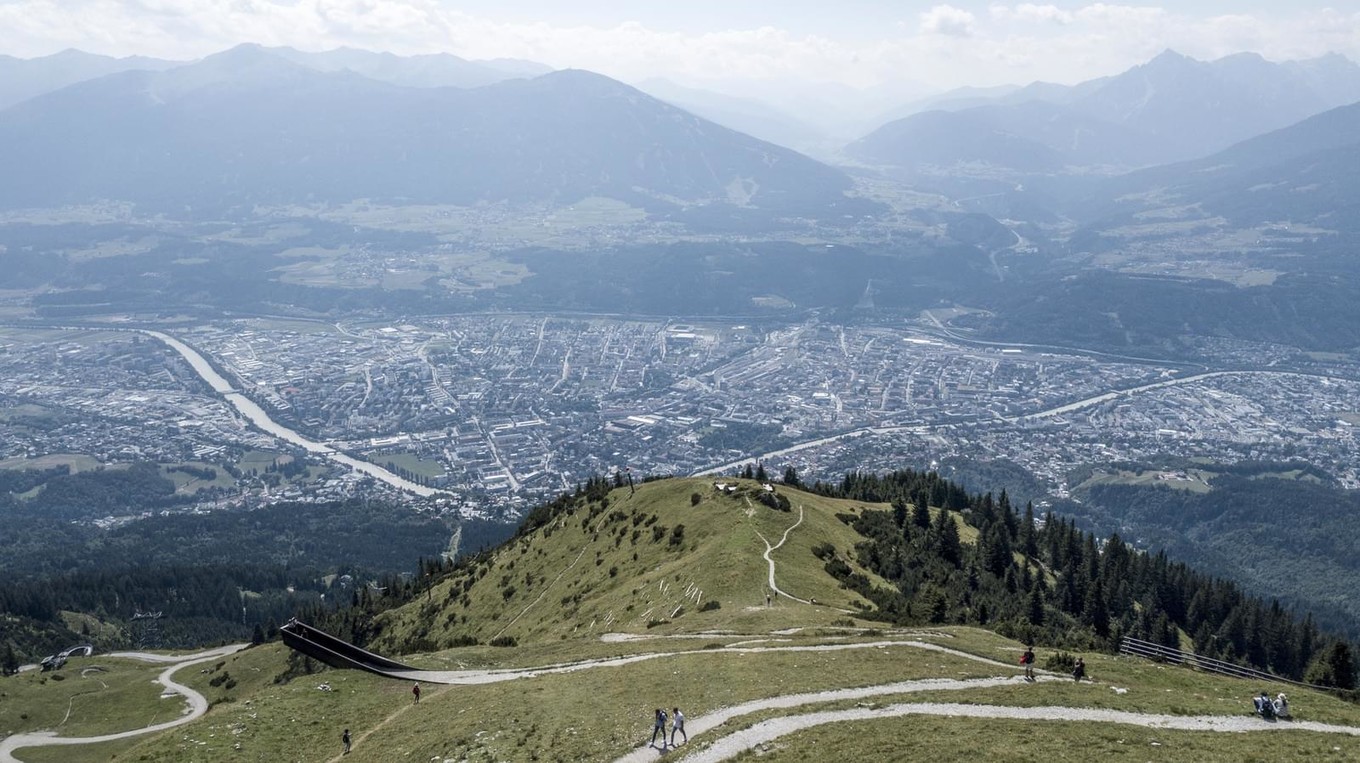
[1077, 474, 1360, 639]
[0, 499, 515, 662]
[1, 498, 462, 581]
[0, 461, 183, 522]
[812, 469, 1354, 688]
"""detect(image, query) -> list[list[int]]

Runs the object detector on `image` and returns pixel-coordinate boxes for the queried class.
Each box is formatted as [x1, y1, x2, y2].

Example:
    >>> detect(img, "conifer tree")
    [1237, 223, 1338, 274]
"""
[1, 641, 18, 676]
[934, 507, 961, 567]
[911, 495, 932, 529]
[1306, 642, 1357, 689]
[1026, 585, 1045, 627]
[1083, 577, 1110, 639]
[1018, 501, 1039, 559]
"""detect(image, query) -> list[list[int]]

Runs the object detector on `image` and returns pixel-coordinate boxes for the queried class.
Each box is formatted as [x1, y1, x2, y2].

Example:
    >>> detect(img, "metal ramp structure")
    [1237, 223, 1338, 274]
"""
[279, 619, 420, 678]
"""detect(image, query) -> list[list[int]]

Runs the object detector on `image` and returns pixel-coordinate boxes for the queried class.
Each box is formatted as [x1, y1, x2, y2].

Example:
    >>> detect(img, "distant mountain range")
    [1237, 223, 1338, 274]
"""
[0, 45, 855, 214]
[1077, 98, 1360, 233]
[0, 45, 550, 111]
[851, 50, 1360, 176]
[0, 49, 181, 111]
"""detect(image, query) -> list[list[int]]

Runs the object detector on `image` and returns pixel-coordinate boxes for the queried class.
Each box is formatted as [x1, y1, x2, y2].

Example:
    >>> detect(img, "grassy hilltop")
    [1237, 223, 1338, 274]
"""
[7, 476, 1360, 762]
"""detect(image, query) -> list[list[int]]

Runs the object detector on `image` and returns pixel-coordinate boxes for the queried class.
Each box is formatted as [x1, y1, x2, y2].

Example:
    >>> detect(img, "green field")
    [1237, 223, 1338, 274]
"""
[0, 658, 175, 739]
[378, 452, 447, 480]
[160, 462, 236, 494]
[1075, 468, 1214, 494]
[0, 453, 102, 474]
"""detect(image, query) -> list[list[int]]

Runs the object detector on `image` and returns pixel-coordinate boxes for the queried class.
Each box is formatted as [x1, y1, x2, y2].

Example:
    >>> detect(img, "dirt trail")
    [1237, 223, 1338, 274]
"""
[754, 505, 806, 604]
[388, 639, 1007, 686]
[492, 544, 588, 640]
[673, 701, 1360, 763]
[324, 684, 457, 763]
[0, 644, 247, 763]
[613, 675, 1040, 763]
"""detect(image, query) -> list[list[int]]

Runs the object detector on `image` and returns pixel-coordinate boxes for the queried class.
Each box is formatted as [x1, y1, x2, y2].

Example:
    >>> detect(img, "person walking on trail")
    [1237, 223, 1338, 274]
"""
[1073, 657, 1087, 682]
[1021, 645, 1036, 681]
[342, 728, 351, 754]
[649, 708, 669, 748]
[412, 683, 421, 704]
[670, 707, 687, 746]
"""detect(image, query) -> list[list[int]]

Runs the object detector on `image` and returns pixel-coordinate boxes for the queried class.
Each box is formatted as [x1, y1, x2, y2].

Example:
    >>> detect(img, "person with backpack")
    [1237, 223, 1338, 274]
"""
[649, 708, 668, 748]
[1021, 645, 1036, 680]
[1072, 657, 1086, 682]
[412, 683, 421, 704]
[341, 728, 351, 754]
[1254, 691, 1276, 719]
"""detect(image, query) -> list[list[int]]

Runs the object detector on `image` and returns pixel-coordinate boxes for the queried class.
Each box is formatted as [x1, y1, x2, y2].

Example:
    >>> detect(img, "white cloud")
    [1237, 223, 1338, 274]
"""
[919, 5, 977, 38]
[990, 4, 1074, 25]
[0, 1, 1356, 94]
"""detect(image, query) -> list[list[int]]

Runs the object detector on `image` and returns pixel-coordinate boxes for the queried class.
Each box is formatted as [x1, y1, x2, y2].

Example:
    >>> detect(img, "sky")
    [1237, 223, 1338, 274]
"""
[2, 1, 1359, 94]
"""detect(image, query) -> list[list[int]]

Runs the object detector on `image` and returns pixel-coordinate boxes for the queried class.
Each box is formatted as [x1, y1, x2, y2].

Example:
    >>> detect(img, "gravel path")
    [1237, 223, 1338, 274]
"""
[0, 644, 248, 763]
[755, 505, 807, 605]
[613, 675, 1040, 763]
[674, 701, 1360, 763]
[389, 639, 1006, 685]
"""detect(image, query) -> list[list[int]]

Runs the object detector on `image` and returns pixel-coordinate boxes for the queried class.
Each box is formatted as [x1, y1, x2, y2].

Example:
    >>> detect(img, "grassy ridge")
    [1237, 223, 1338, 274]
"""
[10, 477, 1360, 762]
[367, 478, 896, 653]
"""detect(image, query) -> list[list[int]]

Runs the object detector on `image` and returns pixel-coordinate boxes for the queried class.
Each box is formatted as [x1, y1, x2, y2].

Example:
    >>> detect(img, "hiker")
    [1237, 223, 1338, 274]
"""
[1020, 645, 1036, 680]
[1072, 657, 1086, 682]
[671, 707, 687, 746]
[650, 708, 669, 748]
[412, 683, 421, 704]
[766, 592, 772, 607]
[342, 728, 351, 754]
[1254, 691, 1276, 719]
[1274, 693, 1290, 719]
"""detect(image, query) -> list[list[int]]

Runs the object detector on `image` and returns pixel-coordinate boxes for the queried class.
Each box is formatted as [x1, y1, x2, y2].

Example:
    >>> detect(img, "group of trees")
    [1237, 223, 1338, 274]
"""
[813, 469, 1354, 688]
[0, 498, 495, 662]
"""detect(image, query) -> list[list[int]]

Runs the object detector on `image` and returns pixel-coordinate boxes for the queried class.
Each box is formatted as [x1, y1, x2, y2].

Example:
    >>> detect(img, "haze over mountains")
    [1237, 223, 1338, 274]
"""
[0, 44, 854, 214]
[851, 49, 1360, 178]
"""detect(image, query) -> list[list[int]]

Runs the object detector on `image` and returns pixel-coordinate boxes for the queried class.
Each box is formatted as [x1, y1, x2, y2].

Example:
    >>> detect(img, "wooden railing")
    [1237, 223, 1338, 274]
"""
[1118, 635, 1320, 689]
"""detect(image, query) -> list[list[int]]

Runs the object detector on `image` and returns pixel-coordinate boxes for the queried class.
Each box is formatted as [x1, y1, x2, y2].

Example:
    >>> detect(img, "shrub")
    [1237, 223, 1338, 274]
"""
[670, 524, 686, 546]
[690, 492, 702, 506]
[699, 600, 721, 612]
[1045, 651, 1076, 672]
[490, 636, 518, 648]
[652, 525, 667, 542]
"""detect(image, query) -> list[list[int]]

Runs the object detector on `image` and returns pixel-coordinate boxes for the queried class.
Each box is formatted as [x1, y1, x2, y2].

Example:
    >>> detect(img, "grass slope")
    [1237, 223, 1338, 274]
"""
[8, 478, 1360, 762]
[369, 478, 900, 653]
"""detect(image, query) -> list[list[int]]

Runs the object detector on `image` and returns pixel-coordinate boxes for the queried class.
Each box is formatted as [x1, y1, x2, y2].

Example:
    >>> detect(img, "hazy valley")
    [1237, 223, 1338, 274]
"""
[3, 29, 1360, 762]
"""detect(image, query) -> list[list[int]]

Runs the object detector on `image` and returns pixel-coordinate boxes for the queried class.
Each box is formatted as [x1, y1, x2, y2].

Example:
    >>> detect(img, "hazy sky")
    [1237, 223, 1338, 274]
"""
[2, 1, 1358, 92]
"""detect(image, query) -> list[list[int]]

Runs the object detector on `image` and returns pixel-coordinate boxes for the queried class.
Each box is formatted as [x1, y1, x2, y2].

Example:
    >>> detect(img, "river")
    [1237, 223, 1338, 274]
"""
[143, 330, 443, 498]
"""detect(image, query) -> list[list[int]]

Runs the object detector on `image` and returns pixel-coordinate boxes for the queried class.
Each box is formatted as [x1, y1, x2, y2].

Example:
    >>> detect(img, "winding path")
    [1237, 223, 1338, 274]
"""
[0, 644, 248, 763]
[673, 701, 1360, 763]
[754, 505, 806, 604]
